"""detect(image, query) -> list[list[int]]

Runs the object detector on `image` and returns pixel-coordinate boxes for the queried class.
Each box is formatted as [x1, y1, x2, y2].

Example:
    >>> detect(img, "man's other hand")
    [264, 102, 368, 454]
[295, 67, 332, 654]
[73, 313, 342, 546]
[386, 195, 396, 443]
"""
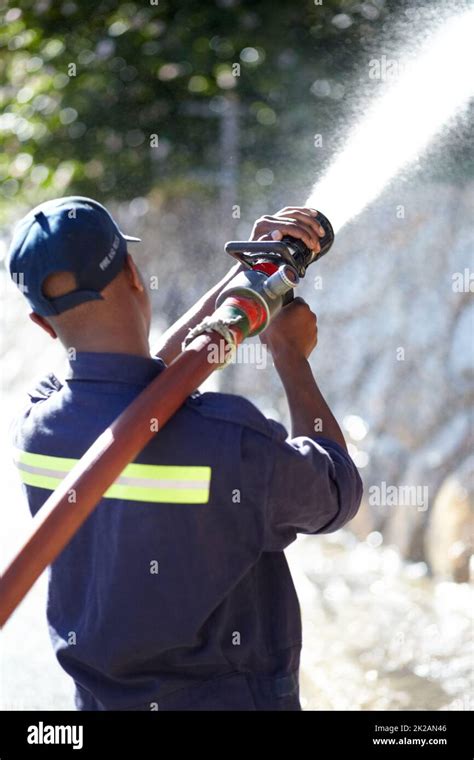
[259, 297, 318, 362]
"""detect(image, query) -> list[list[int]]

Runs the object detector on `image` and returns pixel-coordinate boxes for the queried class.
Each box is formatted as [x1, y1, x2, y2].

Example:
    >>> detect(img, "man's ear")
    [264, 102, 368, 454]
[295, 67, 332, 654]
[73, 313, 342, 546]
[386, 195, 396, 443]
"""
[29, 312, 57, 339]
[123, 253, 145, 293]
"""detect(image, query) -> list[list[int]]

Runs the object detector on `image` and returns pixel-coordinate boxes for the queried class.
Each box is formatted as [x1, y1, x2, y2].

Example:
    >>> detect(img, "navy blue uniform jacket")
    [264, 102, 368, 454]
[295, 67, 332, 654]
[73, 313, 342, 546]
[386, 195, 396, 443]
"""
[12, 352, 362, 711]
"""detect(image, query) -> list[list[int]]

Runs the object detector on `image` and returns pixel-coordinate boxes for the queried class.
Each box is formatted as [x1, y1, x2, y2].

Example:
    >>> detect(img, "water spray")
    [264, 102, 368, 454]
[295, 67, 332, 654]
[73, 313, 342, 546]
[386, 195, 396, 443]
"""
[219, 11, 474, 306]
[306, 9, 474, 233]
[218, 8, 474, 318]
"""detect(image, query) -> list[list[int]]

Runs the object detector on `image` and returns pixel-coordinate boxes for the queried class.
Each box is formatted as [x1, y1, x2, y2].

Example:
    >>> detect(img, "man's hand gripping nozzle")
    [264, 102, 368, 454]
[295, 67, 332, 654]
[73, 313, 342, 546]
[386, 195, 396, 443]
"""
[183, 210, 334, 366]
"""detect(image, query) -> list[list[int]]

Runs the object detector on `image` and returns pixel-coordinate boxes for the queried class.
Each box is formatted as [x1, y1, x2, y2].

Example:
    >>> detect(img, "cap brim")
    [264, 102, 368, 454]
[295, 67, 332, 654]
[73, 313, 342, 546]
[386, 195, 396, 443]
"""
[123, 234, 141, 242]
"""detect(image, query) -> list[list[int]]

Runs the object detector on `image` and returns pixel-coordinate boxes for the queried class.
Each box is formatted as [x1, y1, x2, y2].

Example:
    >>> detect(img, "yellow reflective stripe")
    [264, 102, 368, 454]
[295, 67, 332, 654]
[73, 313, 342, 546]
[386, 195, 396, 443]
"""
[104, 483, 210, 504]
[18, 471, 63, 491]
[14, 449, 76, 472]
[14, 449, 211, 504]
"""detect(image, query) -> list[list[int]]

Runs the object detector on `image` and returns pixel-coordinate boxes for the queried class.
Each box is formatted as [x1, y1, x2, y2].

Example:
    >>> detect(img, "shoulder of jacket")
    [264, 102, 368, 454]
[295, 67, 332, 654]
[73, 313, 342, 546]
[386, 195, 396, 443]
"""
[27, 373, 63, 403]
[186, 390, 288, 441]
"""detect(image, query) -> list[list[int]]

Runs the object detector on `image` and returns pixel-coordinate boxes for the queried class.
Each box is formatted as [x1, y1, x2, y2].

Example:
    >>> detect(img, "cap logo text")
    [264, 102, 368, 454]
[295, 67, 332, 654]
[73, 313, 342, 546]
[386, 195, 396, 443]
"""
[99, 235, 120, 271]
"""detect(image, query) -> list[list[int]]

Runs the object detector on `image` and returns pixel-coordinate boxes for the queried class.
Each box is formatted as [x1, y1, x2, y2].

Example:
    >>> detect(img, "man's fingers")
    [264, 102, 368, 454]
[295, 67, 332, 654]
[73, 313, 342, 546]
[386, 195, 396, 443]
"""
[290, 296, 309, 306]
[250, 205, 327, 250]
[291, 297, 317, 320]
[256, 216, 320, 251]
[272, 218, 321, 252]
[276, 210, 325, 241]
[257, 231, 283, 241]
[276, 207, 325, 237]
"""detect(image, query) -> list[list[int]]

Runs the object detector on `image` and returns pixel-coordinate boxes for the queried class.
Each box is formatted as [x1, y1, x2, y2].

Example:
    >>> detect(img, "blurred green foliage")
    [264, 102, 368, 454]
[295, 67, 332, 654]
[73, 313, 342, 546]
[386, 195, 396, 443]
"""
[2, 0, 471, 221]
[0, 0, 391, 216]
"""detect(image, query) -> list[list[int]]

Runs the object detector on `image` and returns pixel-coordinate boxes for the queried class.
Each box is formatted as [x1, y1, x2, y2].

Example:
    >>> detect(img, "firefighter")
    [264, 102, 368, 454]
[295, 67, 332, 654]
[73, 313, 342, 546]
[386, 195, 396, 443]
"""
[8, 196, 362, 710]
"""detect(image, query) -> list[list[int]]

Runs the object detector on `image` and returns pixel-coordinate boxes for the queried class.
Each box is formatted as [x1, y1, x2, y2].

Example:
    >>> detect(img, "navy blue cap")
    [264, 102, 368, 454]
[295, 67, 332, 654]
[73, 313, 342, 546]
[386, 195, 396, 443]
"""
[7, 196, 141, 316]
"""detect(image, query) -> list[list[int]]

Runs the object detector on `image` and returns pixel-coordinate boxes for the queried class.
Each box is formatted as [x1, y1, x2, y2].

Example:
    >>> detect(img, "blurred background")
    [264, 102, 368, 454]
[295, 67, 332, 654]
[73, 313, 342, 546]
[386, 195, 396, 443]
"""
[0, 0, 472, 710]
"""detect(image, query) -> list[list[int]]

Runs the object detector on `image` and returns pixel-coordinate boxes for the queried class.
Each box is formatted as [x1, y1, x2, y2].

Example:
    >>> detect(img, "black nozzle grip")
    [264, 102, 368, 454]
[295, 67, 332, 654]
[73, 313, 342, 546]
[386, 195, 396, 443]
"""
[313, 210, 335, 259]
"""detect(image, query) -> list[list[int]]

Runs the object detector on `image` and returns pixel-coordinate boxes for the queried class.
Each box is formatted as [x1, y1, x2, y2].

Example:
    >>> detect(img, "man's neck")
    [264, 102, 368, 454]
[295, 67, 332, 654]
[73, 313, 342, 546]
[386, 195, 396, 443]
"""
[61, 332, 152, 359]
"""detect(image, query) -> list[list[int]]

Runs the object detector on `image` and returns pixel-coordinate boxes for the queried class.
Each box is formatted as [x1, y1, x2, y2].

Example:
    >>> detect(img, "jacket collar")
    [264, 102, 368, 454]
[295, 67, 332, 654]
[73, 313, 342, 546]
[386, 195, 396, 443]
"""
[66, 351, 166, 385]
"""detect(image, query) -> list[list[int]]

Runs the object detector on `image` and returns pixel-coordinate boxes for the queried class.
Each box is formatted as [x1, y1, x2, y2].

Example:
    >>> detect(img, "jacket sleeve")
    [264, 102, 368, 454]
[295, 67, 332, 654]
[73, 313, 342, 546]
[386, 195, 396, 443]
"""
[262, 430, 363, 552]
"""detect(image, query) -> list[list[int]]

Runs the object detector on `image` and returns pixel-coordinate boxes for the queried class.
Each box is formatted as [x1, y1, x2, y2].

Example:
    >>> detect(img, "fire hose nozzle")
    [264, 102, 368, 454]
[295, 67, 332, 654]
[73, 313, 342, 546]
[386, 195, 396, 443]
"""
[263, 264, 299, 300]
[224, 210, 334, 278]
